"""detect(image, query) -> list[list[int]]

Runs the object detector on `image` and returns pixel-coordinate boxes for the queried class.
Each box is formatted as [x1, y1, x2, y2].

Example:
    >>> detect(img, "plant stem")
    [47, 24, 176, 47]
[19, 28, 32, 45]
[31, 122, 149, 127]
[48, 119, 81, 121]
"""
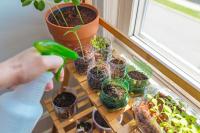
[47, 1, 68, 26]
[74, 32, 84, 58]
[75, 6, 84, 24]
[55, 5, 68, 26]
[47, 3, 60, 26]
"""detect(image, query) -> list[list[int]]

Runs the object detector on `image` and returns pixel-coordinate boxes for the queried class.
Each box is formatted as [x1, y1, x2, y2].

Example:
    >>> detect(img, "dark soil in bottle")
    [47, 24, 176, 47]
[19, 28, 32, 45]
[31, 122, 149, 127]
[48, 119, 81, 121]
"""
[110, 58, 124, 65]
[77, 121, 92, 132]
[87, 66, 108, 90]
[94, 111, 109, 128]
[103, 84, 125, 99]
[48, 6, 97, 27]
[74, 49, 94, 74]
[110, 58, 126, 78]
[128, 71, 148, 80]
[53, 92, 76, 107]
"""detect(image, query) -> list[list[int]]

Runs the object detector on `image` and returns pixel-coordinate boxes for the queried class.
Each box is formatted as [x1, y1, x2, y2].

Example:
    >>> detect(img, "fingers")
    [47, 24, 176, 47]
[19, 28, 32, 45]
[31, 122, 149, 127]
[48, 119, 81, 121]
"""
[45, 80, 54, 91]
[59, 68, 64, 82]
[42, 55, 64, 71]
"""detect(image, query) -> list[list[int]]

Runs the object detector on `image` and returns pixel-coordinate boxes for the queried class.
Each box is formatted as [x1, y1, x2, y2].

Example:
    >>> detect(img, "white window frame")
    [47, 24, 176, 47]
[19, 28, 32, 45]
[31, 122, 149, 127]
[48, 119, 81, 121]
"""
[128, 0, 200, 91]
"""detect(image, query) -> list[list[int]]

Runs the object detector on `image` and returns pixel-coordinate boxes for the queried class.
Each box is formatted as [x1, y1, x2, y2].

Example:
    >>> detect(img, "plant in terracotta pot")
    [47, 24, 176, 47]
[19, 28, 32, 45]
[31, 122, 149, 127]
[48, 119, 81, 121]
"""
[21, 0, 99, 50]
[91, 36, 112, 62]
[109, 56, 126, 79]
[53, 92, 77, 119]
[100, 79, 129, 111]
[64, 25, 95, 74]
[126, 58, 152, 95]
[87, 61, 110, 90]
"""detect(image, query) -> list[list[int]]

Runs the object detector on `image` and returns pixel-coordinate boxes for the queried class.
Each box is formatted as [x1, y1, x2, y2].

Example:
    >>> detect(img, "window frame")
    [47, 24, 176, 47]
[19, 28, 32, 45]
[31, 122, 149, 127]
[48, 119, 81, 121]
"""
[128, 0, 200, 94]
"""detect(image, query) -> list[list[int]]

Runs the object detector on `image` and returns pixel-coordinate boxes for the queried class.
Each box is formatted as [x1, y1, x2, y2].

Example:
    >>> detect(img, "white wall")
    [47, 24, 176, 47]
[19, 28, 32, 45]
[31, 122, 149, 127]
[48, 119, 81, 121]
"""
[0, 1, 51, 62]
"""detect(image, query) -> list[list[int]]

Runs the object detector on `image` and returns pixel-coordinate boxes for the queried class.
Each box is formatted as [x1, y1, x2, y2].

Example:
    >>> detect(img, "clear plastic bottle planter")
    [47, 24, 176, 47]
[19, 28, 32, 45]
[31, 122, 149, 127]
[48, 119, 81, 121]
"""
[126, 70, 149, 95]
[76, 120, 93, 133]
[100, 79, 129, 111]
[109, 57, 126, 79]
[92, 109, 123, 133]
[133, 87, 200, 133]
[93, 38, 112, 62]
[74, 47, 95, 75]
[53, 92, 77, 119]
[87, 63, 110, 90]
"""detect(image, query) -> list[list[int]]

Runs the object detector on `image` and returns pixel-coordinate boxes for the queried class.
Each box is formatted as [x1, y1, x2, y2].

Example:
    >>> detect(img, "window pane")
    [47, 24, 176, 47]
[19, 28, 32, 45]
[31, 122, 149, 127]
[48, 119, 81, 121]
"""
[138, 0, 200, 74]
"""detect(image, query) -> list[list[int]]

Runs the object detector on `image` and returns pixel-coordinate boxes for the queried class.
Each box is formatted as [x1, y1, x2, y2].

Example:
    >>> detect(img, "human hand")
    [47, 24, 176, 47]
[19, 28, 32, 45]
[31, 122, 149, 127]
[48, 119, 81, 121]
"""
[0, 47, 64, 90]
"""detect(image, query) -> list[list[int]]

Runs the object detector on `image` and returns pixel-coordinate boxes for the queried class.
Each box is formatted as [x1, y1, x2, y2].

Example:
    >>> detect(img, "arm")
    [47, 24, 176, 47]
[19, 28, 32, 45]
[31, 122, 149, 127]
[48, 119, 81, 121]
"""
[0, 47, 64, 89]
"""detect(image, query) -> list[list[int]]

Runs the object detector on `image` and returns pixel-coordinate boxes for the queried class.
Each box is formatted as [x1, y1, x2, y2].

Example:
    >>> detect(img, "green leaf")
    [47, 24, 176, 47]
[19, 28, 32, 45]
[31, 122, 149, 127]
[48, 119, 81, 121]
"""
[22, 0, 33, 6]
[63, 25, 81, 36]
[34, 0, 45, 11]
[72, 0, 80, 6]
[54, 0, 62, 3]
[63, 0, 72, 2]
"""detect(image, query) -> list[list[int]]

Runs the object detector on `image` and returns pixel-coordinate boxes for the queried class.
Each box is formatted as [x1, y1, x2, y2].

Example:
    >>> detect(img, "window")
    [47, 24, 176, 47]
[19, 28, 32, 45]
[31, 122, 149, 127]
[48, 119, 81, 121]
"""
[130, 0, 200, 90]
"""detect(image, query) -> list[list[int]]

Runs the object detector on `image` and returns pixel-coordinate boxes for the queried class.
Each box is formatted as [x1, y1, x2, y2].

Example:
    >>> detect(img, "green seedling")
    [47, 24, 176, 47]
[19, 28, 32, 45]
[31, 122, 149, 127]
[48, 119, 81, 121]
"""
[63, 25, 84, 58]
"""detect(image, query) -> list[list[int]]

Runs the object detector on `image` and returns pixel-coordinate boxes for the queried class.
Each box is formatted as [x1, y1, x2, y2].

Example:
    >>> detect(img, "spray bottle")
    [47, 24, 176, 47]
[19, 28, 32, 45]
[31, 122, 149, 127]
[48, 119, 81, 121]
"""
[0, 40, 78, 133]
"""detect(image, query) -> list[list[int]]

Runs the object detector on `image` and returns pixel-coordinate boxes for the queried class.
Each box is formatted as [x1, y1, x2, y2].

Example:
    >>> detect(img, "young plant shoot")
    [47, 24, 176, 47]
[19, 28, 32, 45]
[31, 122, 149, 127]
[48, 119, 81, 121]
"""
[63, 25, 84, 58]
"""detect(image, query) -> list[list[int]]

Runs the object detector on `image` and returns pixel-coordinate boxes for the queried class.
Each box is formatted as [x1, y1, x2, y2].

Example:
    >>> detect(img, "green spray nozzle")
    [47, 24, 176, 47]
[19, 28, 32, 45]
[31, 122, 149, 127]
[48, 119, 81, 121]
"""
[33, 40, 79, 81]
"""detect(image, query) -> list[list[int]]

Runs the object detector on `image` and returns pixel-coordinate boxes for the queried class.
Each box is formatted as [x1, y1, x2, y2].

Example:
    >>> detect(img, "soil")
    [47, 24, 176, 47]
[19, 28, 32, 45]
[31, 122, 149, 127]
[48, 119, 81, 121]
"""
[77, 121, 92, 132]
[110, 58, 126, 78]
[53, 92, 76, 107]
[94, 111, 109, 128]
[74, 49, 94, 74]
[110, 58, 124, 65]
[103, 84, 125, 99]
[87, 65, 108, 90]
[48, 6, 96, 27]
[128, 71, 148, 80]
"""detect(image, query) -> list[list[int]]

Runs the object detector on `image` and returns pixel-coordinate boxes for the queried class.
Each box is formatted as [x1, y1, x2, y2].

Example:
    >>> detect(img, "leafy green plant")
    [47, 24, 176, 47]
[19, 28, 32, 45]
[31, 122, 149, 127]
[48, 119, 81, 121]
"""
[20, 0, 84, 26]
[63, 25, 84, 58]
[91, 36, 110, 49]
[144, 93, 200, 133]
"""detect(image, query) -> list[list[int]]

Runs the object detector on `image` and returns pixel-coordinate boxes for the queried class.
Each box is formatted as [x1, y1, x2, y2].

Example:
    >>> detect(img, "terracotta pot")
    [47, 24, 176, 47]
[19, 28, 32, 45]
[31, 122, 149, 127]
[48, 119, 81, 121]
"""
[45, 3, 99, 50]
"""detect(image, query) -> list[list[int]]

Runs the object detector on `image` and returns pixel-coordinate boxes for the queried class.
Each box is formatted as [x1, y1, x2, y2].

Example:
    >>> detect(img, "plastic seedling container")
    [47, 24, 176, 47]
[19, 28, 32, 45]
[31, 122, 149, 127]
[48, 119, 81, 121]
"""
[92, 109, 123, 133]
[133, 87, 200, 133]
[92, 37, 112, 62]
[53, 92, 77, 119]
[74, 47, 95, 75]
[76, 120, 93, 133]
[87, 63, 110, 90]
[126, 70, 149, 95]
[109, 57, 126, 79]
[100, 79, 129, 111]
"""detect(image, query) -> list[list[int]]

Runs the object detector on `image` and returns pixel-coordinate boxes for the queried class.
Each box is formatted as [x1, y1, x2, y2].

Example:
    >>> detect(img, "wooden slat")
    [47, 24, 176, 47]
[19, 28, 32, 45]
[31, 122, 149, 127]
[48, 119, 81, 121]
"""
[80, 81, 95, 95]
[117, 119, 137, 133]
[109, 119, 123, 132]
[77, 99, 90, 109]
[98, 98, 134, 122]
[46, 102, 54, 112]
[61, 106, 94, 128]
[66, 63, 76, 73]
[88, 92, 102, 107]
